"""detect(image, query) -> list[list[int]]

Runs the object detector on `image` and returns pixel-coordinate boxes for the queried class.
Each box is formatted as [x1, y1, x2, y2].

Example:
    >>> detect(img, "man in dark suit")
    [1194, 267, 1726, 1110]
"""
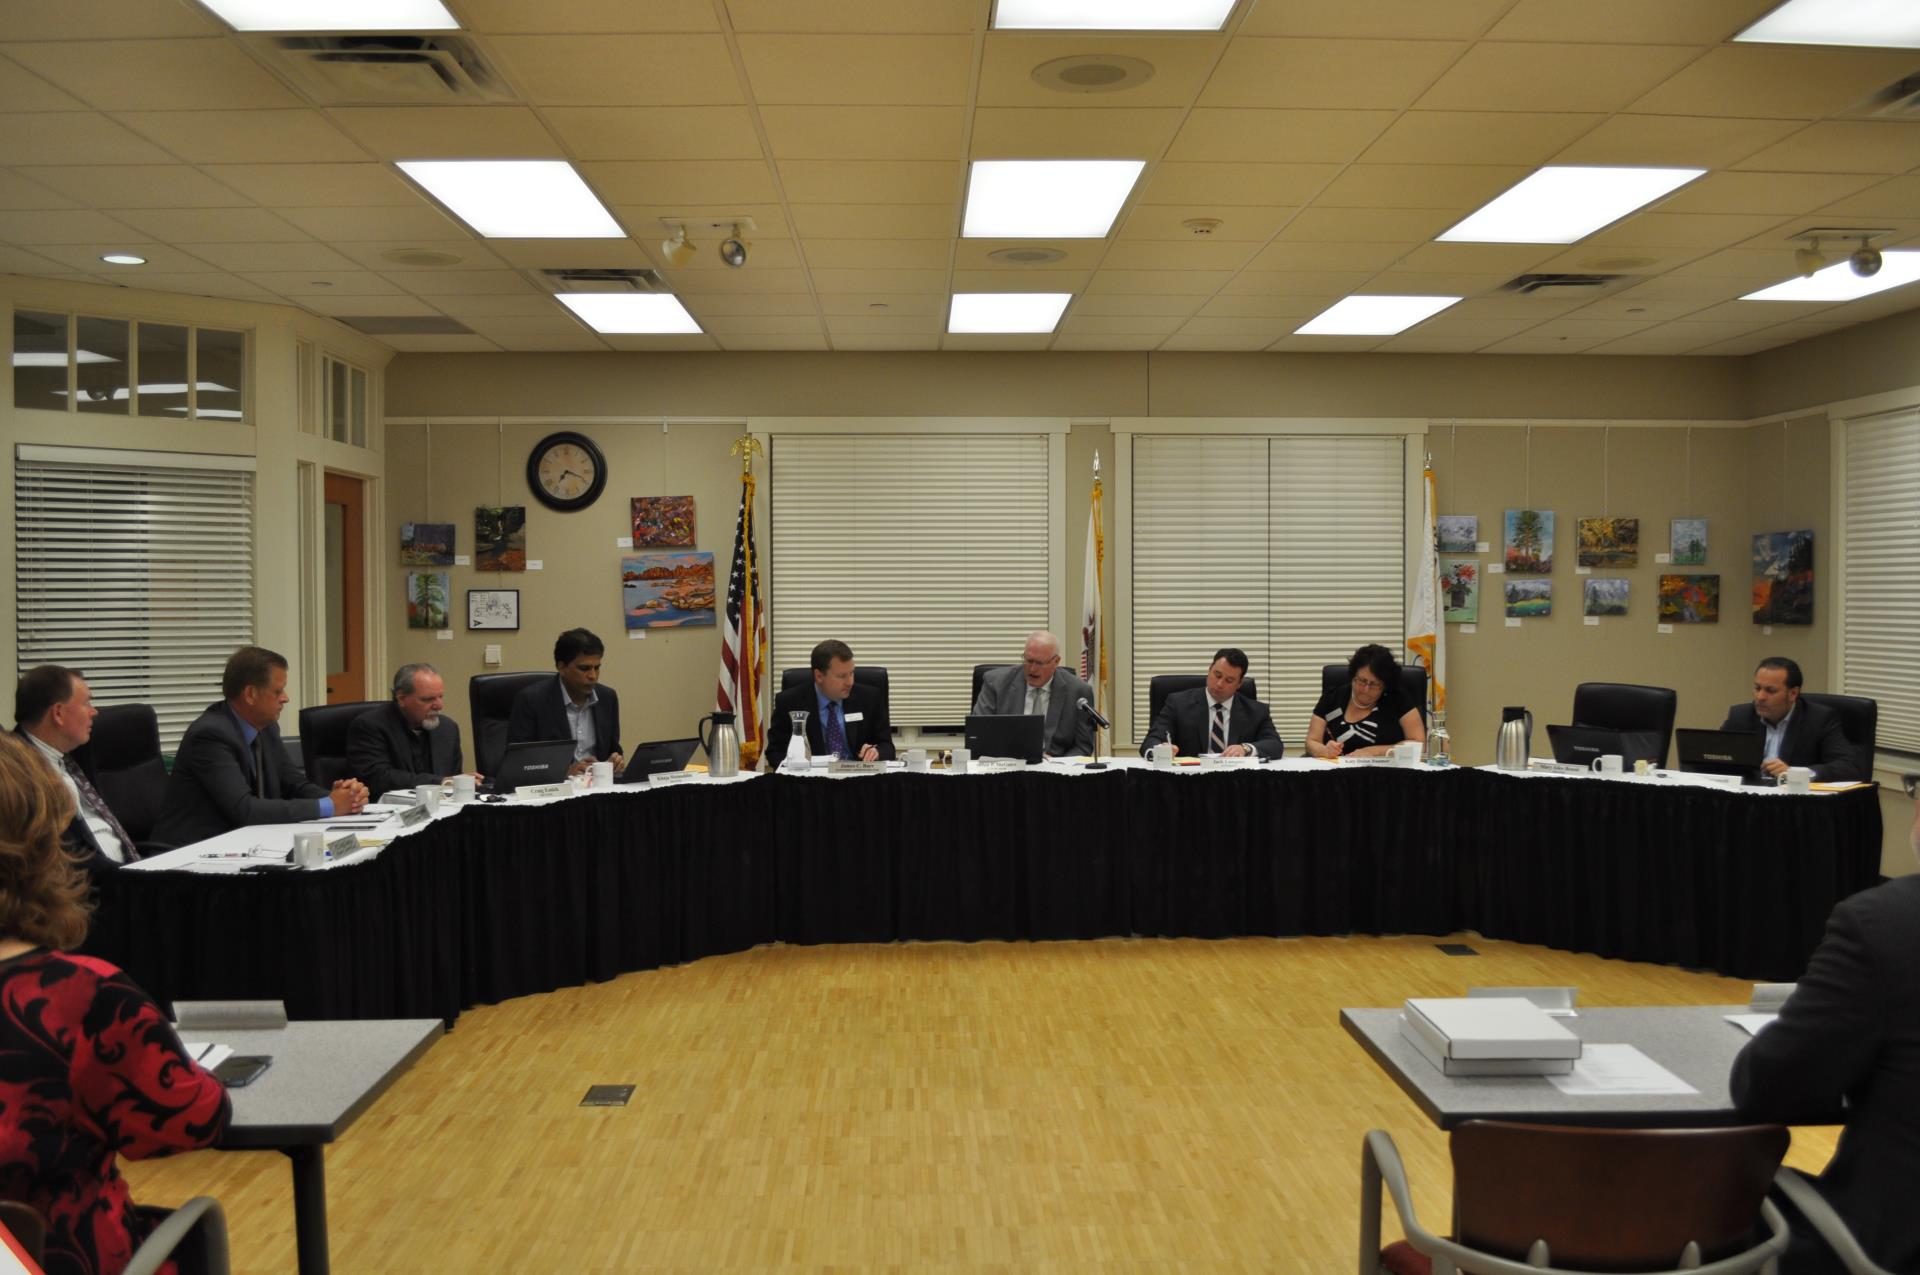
[766, 638, 894, 766]
[972, 629, 1095, 758]
[347, 662, 472, 797]
[1140, 647, 1284, 760]
[1730, 799, 1920, 1273]
[1720, 656, 1861, 782]
[155, 646, 369, 846]
[13, 664, 134, 875]
[507, 628, 623, 777]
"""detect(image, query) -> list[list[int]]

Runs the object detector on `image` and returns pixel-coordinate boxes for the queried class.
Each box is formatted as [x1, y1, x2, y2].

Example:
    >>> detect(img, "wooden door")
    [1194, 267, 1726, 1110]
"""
[323, 472, 365, 703]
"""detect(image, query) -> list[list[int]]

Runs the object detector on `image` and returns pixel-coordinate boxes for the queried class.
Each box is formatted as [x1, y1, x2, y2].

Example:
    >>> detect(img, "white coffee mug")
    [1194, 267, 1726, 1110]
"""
[949, 747, 970, 775]
[414, 784, 440, 813]
[591, 760, 614, 788]
[905, 748, 928, 773]
[450, 773, 476, 802]
[1151, 742, 1175, 768]
[292, 829, 326, 869]
[1785, 765, 1813, 793]
[1590, 753, 1624, 775]
[1391, 741, 1422, 767]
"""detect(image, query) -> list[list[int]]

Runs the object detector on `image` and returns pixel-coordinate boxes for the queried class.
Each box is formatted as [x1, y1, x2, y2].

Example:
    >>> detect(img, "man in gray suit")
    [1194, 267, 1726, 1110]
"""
[972, 630, 1095, 758]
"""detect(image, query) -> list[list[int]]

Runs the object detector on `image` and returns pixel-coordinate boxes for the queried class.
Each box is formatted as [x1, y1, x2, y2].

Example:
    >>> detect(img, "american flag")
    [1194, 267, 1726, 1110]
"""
[717, 469, 765, 767]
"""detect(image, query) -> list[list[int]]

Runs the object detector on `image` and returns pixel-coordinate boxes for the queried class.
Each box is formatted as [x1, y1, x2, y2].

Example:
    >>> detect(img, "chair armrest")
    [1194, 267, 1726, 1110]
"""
[1774, 1169, 1893, 1275]
[124, 1195, 228, 1275]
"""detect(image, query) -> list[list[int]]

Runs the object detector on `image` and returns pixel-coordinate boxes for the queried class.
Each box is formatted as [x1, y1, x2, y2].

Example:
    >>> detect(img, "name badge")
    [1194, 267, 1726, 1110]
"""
[845, 711, 865, 722]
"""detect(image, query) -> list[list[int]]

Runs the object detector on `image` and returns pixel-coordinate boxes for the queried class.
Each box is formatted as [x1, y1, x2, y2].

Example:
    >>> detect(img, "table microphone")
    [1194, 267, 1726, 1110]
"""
[1077, 697, 1112, 771]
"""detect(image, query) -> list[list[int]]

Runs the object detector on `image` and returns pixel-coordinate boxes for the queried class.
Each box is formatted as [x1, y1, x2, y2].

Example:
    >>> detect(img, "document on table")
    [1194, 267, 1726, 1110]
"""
[1725, 1013, 1777, 1037]
[1547, 1044, 1698, 1096]
[183, 1042, 233, 1071]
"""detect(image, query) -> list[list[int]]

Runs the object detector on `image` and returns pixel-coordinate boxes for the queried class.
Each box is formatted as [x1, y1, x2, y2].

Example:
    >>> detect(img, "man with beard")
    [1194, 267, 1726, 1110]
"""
[347, 662, 473, 796]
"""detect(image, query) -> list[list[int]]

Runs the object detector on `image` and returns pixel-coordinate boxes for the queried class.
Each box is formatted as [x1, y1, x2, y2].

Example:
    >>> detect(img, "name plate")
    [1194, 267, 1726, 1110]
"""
[1527, 760, 1589, 775]
[327, 833, 363, 859]
[514, 781, 574, 800]
[1340, 755, 1394, 767]
[827, 759, 886, 775]
[647, 770, 700, 787]
[397, 803, 431, 827]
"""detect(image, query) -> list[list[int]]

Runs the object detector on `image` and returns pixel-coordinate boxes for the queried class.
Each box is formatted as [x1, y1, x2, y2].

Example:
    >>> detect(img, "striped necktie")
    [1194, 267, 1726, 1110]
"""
[1209, 702, 1227, 753]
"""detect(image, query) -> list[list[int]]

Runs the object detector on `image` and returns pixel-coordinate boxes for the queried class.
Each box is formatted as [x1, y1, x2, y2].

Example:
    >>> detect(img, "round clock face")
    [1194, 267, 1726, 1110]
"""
[527, 432, 607, 511]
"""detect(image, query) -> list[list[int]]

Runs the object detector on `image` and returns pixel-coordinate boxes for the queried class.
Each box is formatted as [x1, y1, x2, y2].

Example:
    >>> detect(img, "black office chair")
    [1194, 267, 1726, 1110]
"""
[779, 665, 890, 699]
[1800, 692, 1877, 781]
[1146, 674, 1258, 729]
[75, 703, 172, 853]
[297, 700, 384, 786]
[468, 672, 554, 777]
[971, 663, 1018, 709]
[1319, 663, 1427, 725]
[1571, 681, 1678, 768]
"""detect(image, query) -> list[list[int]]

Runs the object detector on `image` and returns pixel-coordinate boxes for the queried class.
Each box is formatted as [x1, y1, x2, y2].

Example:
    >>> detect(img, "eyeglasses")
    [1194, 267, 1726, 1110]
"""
[1904, 773, 1919, 800]
[1353, 676, 1385, 691]
[1023, 655, 1059, 667]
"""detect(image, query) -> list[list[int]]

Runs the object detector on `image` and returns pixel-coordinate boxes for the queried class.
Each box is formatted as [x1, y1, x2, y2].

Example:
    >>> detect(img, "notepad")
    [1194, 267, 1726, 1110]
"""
[1547, 1044, 1696, 1096]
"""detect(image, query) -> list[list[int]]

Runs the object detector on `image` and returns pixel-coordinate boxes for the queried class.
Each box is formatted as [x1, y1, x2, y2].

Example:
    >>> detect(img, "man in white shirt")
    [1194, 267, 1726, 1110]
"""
[971, 630, 1095, 758]
[12, 664, 136, 873]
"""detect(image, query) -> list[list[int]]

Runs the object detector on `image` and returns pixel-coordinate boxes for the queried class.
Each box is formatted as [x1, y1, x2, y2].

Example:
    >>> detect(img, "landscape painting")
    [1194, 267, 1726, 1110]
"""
[1504, 509, 1554, 573]
[399, 521, 453, 566]
[474, 505, 526, 572]
[1659, 574, 1720, 624]
[406, 571, 449, 630]
[631, 495, 695, 547]
[1576, 516, 1639, 568]
[1436, 515, 1477, 552]
[1671, 517, 1708, 566]
[622, 551, 716, 629]
[1584, 578, 1629, 617]
[1505, 579, 1552, 618]
[1752, 529, 1814, 625]
[1440, 557, 1479, 623]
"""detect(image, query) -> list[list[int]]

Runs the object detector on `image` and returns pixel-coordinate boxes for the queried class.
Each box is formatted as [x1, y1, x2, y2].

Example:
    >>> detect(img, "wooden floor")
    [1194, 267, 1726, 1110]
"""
[123, 935, 1838, 1272]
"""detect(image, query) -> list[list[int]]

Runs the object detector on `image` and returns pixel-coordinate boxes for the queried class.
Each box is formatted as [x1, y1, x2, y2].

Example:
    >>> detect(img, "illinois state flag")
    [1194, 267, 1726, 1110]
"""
[1078, 452, 1107, 720]
[717, 469, 766, 768]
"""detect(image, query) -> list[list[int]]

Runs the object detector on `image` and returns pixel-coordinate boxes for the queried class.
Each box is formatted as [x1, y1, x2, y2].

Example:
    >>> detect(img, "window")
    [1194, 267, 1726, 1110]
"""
[15, 447, 256, 753]
[322, 354, 368, 446]
[9, 308, 246, 420]
[74, 317, 129, 415]
[12, 310, 68, 410]
[770, 432, 1053, 727]
[1131, 433, 1405, 735]
[1839, 408, 1920, 756]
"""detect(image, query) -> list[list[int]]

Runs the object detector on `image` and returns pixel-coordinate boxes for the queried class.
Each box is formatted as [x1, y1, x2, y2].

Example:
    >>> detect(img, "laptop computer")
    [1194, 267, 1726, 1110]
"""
[965, 714, 1045, 765]
[618, 737, 702, 783]
[1546, 723, 1629, 768]
[486, 739, 577, 791]
[1674, 727, 1766, 783]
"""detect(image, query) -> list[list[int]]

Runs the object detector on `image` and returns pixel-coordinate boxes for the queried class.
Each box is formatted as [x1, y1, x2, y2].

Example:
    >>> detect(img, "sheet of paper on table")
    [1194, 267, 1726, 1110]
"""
[182, 1042, 233, 1071]
[1546, 1043, 1698, 1096]
[1725, 1013, 1777, 1037]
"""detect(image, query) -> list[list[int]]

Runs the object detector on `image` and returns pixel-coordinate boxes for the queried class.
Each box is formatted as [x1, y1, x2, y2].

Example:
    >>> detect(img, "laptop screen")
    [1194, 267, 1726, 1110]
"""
[493, 739, 576, 790]
[1675, 728, 1764, 779]
[965, 714, 1044, 765]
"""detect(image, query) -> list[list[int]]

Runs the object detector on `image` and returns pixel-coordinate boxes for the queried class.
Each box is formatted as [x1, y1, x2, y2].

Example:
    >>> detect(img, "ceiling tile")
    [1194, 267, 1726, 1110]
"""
[599, 333, 718, 350]
[1071, 292, 1202, 317]
[657, 266, 807, 292]
[725, 0, 984, 34]
[1100, 239, 1261, 270]
[950, 267, 1090, 290]
[1659, 170, 1887, 215]
[1050, 333, 1165, 350]
[971, 107, 1185, 159]
[580, 160, 779, 204]
[455, 0, 720, 31]
[1163, 318, 1297, 349]
[1564, 294, 1718, 321]
[388, 269, 538, 296]
[328, 107, 565, 160]
[1414, 294, 1585, 319]
[542, 106, 764, 160]
[1278, 206, 1460, 242]
[1395, 241, 1558, 273]
[487, 238, 659, 269]
[1552, 115, 1801, 168]
[1086, 269, 1234, 295]
[436, 294, 575, 318]
[275, 206, 471, 242]
[377, 334, 505, 352]
[114, 109, 366, 164]
[1486, 0, 1777, 44]
[1360, 110, 1604, 166]
[1528, 243, 1711, 274]
[810, 266, 948, 292]
[1417, 43, 1697, 113]
[1817, 175, 1920, 219]
[1377, 316, 1538, 346]
[951, 239, 1092, 269]
[1627, 46, 1920, 120]
[1118, 204, 1295, 241]
[185, 241, 359, 271]
[777, 160, 959, 204]
[110, 207, 309, 242]
[77, 270, 279, 301]
[0, 1, 219, 40]
[0, 53, 84, 111]
[1679, 299, 1829, 325]
[657, 237, 802, 270]
[0, 112, 171, 165]
[1607, 274, 1755, 303]
[829, 334, 940, 349]
[943, 334, 1053, 349]
[689, 293, 829, 315]
[719, 334, 833, 350]
[761, 106, 965, 160]
[1201, 39, 1465, 110]
[814, 293, 943, 316]
[1364, 269, 1515, 295]
[1243, 240, 1410, 271]
[461, 315, 610, 342]
[1731, 122, 1920, 176]
[977, 36, 1224, 110]
[1668, 246, 1806, 278]
[805, 239, 950, 269]
[332, 241, 507, 271]
[0, 243, 83, 272]
[617, 204, 791, 239]
[22, 242, 215, 271]
[1139, 162, 1341, 206]
[200, 163, 426, 207]
[1482, 319, 1653, 353]
[1269, 333, 1390, 351]
[1313, 163, 1530, 209]
[1058, 314, 1186, 335]
[1240, 0, 1512, 39]
[699, 315, 827, 335]
[299, 293, 446, 317]
[21, 164, 249, 208]
[469, 331, 614, 350]
[488, 35, 742, 105]
[737, 34, 972, 105]
[238, 271, 407, 295]
[1, 39, 303, 111]
[0, 207, 137, 243]
[1194, 294, 1326, 318]
[0, 170, 78, 209]
[1218, 269, 1368, 296]
[1165, 109, 1395, 164]
[790, 203, 954, 238]
[1586, 210, 1791, 247]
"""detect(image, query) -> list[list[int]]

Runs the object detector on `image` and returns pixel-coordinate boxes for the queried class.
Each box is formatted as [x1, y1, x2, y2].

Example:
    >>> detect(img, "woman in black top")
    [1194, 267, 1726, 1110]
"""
[1306, 643, 1427, 759]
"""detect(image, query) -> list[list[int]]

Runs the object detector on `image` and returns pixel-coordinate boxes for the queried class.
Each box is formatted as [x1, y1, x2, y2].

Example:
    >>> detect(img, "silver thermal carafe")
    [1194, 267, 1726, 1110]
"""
[1496, 705, 1532, 771]
[699, 710, 741, 778]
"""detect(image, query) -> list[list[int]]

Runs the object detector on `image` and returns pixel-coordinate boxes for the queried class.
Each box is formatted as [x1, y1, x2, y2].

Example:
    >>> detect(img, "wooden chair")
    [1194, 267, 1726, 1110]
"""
[1360, 1121, 1790, 1275]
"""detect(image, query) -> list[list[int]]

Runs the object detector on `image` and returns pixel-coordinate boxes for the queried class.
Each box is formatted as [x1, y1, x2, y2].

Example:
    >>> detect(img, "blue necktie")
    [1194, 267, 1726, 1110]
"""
[824, 701, 849, 759]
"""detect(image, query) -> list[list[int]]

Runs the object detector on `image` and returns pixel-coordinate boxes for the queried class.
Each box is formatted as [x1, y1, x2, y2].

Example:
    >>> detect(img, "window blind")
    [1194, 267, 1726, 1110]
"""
[1840, 409, 1920, 755]
[15, 447, 256, 752]
[770, 433, 1052, 727]
[1131, 433, 1405, 741]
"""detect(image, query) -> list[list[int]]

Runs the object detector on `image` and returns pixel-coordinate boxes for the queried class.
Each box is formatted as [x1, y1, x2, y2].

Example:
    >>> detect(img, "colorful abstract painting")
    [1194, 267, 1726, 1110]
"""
[622, 551, 716, 629]
[631, 495, 695, 547]
[474, 506, 526, 572]
[1505, 578, 1552, 618]
[1576, 516, 1638, 568]
[1504, 509, 1554, 574]
[1670, 517, 1708, 566]
[1584, 578, 1629, 617]
[1440, 557, 1479, 623]
[406, 571, 449, 630]
[399, 521, 453, 566]
[1658, 573, 1720, 623]
[1752, 529, 1813, 625]
[1436, 514, 1477, 552]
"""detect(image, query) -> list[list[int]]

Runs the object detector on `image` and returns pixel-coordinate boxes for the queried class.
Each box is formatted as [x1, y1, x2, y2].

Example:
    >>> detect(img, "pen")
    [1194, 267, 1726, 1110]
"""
[201, 852, 250, 859]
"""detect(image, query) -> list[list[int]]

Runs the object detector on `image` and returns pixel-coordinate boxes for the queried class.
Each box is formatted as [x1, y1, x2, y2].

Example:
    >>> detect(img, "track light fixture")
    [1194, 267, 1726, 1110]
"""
[659, 226, 696, 268]
[1850, 236, 1883, 278]
[1793, 237, 1827, 278]
[718, 223, 750, 269]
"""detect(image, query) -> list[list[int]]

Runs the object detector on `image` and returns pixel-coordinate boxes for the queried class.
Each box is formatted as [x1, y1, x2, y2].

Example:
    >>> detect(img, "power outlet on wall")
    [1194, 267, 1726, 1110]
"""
[484, 644, 502, 666]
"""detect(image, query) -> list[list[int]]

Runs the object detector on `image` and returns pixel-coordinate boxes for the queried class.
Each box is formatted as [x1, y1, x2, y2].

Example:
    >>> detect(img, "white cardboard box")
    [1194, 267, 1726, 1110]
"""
[1403, 997, 1582, 1061]
[1399, 1015, 1576, 1076]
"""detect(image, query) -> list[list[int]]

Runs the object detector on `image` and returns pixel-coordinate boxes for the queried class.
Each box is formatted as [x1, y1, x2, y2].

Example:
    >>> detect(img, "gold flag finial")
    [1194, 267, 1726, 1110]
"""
[730, 434, 764, 475]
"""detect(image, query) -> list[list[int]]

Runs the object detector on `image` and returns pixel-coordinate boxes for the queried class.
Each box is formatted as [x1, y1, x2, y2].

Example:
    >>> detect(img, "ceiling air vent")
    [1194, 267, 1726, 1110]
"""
[1502, 273, 1624, 296]
[1847, 71, 1920, 118]
[336, 316, 474, 336]
[250, 34, 513, 105]
[541, 268, 667, 294]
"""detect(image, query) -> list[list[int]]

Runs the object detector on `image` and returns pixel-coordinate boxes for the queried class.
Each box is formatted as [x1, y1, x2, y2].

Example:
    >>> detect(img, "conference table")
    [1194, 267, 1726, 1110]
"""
[92, 759, 1882, 1025]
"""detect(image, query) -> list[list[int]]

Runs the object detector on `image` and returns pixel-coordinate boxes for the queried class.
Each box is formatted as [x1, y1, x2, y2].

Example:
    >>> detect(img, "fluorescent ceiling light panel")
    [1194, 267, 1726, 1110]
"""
[948, 293, 1073, 334]
[992, 0, 1237, 30]
[1742, 250, 1920, 301]
[556, 293, 703, 335]
[1294, 295, 1462, 336]
[11, 351, 116, 367]
[1734, 0, 1920, 48]
[1438, 166, 1704, 244]
[396, 160, 622, 239]
[200, 0, 459, 31]
[962, 160, 1145, 239]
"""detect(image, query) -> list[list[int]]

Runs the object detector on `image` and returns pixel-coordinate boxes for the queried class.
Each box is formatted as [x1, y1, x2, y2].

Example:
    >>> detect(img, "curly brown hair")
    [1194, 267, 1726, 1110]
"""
[0, 734, 92, 950]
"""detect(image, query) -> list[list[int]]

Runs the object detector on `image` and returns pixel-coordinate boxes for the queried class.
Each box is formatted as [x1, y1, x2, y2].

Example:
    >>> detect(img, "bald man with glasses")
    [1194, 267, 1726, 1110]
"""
[972, 629, 1095, 758]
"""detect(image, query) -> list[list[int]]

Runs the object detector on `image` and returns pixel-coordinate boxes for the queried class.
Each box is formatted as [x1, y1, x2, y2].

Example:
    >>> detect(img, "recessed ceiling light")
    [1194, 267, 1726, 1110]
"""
[1742, 250, 1920, 301]
[993, 0, 1237, 30]
[199, 0, 459, 31]
[963, 160, 1145, 239]
[555, 293, 703, 335]
[1734, 0, 1920, 48]
[397, 160, 622, 239]
[1294, 295, 1462, 336]
[100, 253, 146, 266]
[1438, 166, 1705, 245]
[947, 293, 1073, 334]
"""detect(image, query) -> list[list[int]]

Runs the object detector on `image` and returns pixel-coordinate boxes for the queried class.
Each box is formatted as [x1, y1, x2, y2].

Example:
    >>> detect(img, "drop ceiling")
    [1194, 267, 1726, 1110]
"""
[2, 0, 1919, 355]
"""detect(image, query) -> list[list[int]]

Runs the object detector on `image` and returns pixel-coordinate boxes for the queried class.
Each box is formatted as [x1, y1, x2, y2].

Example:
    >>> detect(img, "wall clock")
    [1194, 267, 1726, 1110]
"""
[526, 430, 607, 512]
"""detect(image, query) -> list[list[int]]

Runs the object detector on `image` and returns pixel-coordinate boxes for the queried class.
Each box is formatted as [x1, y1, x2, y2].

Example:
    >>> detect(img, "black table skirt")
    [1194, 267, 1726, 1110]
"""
[86, 768, 1882, 1023]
